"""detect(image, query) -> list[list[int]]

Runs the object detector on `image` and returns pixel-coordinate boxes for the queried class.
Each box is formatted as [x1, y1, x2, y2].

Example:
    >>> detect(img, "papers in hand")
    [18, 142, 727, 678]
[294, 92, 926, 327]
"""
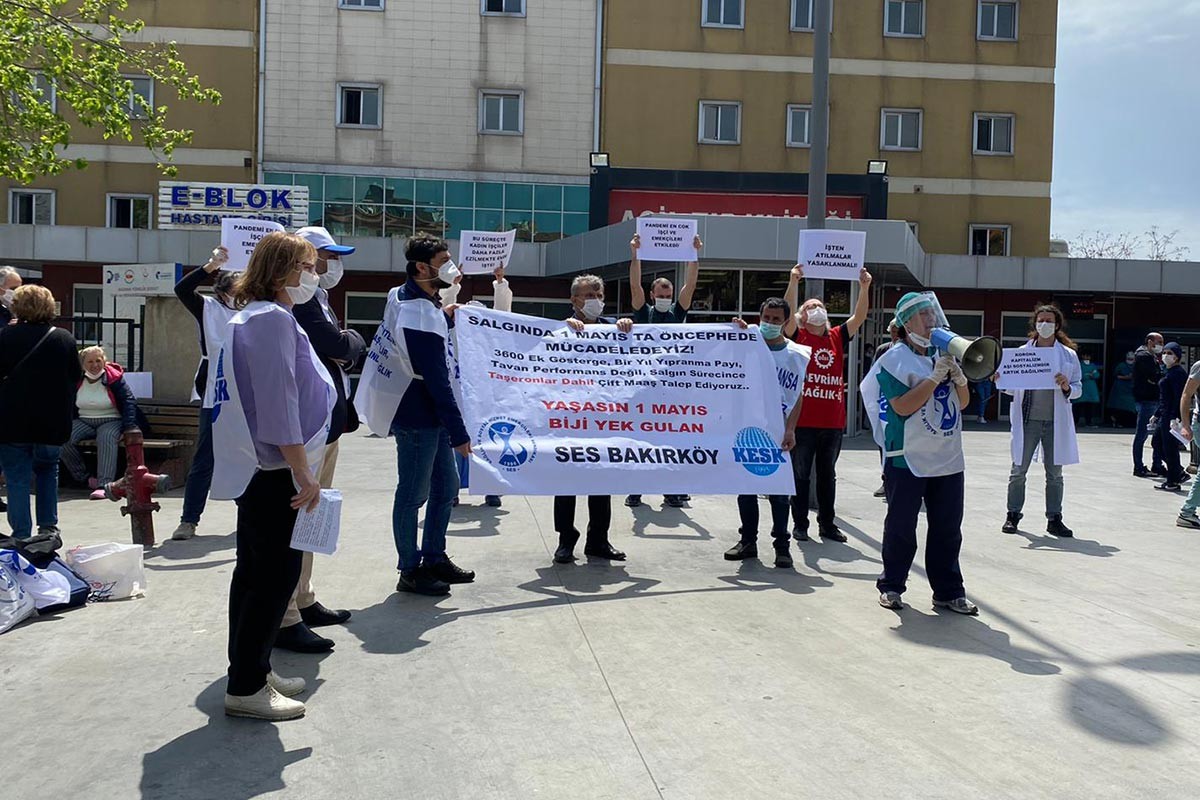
[290, 489, 342, 555]
[1170, 420, 1193, 447]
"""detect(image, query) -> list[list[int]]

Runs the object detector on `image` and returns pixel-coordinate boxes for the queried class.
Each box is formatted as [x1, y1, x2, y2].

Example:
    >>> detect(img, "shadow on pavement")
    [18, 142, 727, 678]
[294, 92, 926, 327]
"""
[447, 501, 508, 538]
[716, 558, 834, 595]
[888, 606, 1062, 675]
[796, 519, 884, 581]
[629, 502, 714, 540]
[1012, 529, 1120, 557]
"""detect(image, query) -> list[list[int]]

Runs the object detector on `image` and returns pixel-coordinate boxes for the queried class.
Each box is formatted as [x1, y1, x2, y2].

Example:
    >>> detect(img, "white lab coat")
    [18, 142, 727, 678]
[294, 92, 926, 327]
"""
[1007, 340, 1082, 466]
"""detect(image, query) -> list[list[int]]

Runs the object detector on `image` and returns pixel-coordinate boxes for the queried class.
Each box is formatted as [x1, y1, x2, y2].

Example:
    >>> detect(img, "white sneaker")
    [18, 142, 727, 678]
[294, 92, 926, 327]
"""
[878, 591, 903, 610]
[266, 671, 306, 697]
[224, 685, 306, 721]
[171, 522, 197, 541]
[933, 596, 979, 616]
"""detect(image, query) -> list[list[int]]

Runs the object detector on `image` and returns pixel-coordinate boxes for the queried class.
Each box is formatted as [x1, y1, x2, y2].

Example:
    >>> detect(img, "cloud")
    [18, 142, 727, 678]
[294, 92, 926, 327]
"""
[1059, 0, 1200, 47]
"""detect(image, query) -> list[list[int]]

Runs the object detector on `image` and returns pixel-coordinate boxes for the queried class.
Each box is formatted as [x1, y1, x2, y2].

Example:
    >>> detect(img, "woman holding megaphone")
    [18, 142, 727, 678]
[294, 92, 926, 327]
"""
[861, 291, 978, 615]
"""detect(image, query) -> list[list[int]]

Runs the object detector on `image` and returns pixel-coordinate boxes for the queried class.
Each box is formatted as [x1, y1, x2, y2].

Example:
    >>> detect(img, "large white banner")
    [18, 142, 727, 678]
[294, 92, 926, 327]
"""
[455, 308, 795, 496]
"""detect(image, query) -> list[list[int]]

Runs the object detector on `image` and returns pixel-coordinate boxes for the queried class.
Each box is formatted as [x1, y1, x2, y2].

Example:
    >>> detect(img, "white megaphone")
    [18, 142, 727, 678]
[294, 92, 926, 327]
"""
[930, 328, 1001, 382]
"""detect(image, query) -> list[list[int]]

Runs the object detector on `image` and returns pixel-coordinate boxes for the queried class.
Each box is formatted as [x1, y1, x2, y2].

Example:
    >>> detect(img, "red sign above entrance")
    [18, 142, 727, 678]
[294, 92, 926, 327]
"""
[608, 189, 865, 224]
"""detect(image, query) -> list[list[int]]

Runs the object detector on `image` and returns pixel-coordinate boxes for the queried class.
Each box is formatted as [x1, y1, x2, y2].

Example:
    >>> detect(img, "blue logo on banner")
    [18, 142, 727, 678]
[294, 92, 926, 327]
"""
[732, 427, 787, 476]
[933, 383, 958, 431]
[477, 417, 537, 472]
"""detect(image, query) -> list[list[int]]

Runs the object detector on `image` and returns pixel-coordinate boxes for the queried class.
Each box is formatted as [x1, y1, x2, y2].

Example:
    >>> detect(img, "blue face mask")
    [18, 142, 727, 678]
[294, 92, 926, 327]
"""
[759, 322, 783, 340]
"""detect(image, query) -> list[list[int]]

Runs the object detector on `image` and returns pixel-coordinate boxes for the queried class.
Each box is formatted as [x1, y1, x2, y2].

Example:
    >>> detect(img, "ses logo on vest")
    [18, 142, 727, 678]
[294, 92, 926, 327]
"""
[210, 350, 231, 422]
[732, 427, 787, 476]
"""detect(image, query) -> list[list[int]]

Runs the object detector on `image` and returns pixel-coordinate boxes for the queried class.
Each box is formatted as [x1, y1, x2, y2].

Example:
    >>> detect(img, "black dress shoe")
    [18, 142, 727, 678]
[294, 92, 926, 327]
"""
[624, 495, 642, 507]
[583, 542, 626, 561]
[275, 622, 334, 653]
[1001, 512, 1022, 534]
[724, 540, 758, 560]
[425, 558, 475, 584]
[819, 525, 847, 543]
[792, 527, 810, 543]
[664, 495, 686, 508]
[1133, 467, 1153, 478]
[554, 529, 581, 564]
[1046, 515, 1074, 538]
[300, 602, 351, 627]
[773, 546, 793, 568]
[485, 495, 503, 507]
[396, 569, 451, 596]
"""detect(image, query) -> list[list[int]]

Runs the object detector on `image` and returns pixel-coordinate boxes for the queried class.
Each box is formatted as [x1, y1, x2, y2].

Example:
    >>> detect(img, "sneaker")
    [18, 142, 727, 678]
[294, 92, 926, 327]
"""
[225, 685, 306, 721]
[485, 495, 502, 507]
[266, 671, 306, 698]
[879, 591, 903, 610]
[873, 484, 886, 498]
[933, 597, 979, 615]
[773, 546, 793, 568]
[396, 568, 451, 596]
[1187, 464, 1198, 476]
[89, 489, 107, 501]
[424, 558, 476, 584]
[171, 522, 197, 541]
[724, 540, 758, 561]
[1133, 467, 1153, 478]
[978, 416, 987, 425]
[624, 495, 642, 508]
[792, 527, 810, 543]
[819, 524, 847, 543]
[1046, 515, 1074, 538]
[1001, 512, 1022, 534]
[1176, 513, 1200, 529]
[1156, 482, 1183, 493]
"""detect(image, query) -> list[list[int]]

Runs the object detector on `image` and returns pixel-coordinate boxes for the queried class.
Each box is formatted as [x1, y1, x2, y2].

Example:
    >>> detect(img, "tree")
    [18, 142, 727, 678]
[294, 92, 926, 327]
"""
[1059, 228, 1193, 261]
[1, 0, 221, 183]
[1144, 226, 1191, 262]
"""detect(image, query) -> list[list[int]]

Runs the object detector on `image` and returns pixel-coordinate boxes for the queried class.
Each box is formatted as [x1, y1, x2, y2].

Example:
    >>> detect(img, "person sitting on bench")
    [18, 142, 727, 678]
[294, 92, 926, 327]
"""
[59, 346, 143, 500]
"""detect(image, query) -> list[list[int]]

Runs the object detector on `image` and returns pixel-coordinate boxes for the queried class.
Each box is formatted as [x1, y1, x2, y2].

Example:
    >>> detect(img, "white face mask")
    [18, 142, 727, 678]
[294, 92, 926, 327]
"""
[0, 289, 13, 308]
[1036, 321, 1056, 339]
[84, 369, 104, 381]
[653, 297, 673, 313]
[438, 259, 461, 286]
[907, 331, 931, 349]
[1152, 344, 1164, 354]
[318, 258, 343, 290]
[580, 298, 605, 320]
[805, 306, 828, 328]
[286, 269, 320, 305]
[1163, 354, 1178, 368]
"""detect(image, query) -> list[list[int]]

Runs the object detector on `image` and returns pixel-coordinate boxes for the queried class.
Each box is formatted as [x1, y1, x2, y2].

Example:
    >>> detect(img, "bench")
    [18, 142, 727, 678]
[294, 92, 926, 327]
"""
[77, 402, 201, 486]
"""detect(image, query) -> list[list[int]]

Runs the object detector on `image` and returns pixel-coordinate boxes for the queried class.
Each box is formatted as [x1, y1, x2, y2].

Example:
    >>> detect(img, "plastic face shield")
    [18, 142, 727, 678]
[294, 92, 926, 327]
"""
[896, 291, 949, 338]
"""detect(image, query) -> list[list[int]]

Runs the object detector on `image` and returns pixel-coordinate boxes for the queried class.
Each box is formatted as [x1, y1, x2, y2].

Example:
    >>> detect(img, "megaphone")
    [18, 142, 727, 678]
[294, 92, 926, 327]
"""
[930, 329, 1001, 382]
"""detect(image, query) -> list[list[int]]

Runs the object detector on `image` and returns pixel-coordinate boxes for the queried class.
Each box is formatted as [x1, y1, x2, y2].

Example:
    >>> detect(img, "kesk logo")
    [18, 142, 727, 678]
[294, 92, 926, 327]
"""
[732, 427, 787, 476]
[476, 416, 537, 472]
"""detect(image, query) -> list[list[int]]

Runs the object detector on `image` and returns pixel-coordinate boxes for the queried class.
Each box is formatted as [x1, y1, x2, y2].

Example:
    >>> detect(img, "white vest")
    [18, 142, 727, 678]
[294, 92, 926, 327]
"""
[193, 297, 240, 407]
[868, 344, 965, 478]
[210, 302, 335, 500]
[770, 341, 811, 418]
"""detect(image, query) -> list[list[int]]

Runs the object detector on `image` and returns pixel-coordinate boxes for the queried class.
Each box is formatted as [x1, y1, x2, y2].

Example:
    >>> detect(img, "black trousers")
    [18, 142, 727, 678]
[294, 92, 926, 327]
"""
[1156, 424, 1185, 484]
[553, 495, 612, 546]
[790, 428, 843, 530]
[877, 462, 966, 601]
[737, 494, 791, 547]
[227, 468, 303, 697]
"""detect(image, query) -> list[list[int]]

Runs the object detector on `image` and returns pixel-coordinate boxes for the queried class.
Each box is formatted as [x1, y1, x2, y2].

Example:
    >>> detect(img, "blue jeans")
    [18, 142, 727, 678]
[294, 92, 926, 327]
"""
[0, 443, 62, 539]
[1007, 418, 1063, 517]
[1133, 400, 1163, 471]
[181, 407, 214, 524]
[391, 425, 458, 572]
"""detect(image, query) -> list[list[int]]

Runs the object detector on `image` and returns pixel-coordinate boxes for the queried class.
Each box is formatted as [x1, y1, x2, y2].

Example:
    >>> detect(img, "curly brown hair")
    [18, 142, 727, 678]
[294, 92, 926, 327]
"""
[11, 284, 57, 323]
[1027, 303, 1077, 350]
[231, 232, 316, 307]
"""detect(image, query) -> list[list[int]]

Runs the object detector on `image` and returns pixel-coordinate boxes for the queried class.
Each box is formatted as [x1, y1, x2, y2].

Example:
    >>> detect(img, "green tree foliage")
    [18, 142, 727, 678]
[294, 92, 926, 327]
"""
[0, 0, 222, 183]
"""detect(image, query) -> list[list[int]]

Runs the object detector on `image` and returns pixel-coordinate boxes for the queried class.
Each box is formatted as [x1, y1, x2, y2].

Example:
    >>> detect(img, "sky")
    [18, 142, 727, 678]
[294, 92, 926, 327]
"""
[1051, 0, 1200, 259]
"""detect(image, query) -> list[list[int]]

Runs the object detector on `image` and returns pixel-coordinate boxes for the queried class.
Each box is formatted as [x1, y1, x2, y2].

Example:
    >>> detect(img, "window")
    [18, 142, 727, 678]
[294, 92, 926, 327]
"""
[340, 0, 383, 8]
[345, 293, 389, 348]
[337, 84, 382, 128]
[978, 1, 1018, 40]
[703, 0, 743, 28]
[786, 104, 811, 147]
[482, 0, 525, 14]
[880, 109, 922, 150]
[9, 189, 54, 225]
[791, 0, 814, 29]
[124, 75, 153, 119]
[479, 91, 523, 134]
[970, 224, 1011, 256]
[107, 195, 152, 229]
[974, 113, 1014, 155]
[699, 101, 741, 144]
[885, 0, 924, 37]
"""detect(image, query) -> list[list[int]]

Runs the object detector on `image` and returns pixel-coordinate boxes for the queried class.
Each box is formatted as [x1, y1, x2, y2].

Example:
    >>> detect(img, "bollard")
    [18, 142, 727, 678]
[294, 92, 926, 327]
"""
[103, 430, 172, 549]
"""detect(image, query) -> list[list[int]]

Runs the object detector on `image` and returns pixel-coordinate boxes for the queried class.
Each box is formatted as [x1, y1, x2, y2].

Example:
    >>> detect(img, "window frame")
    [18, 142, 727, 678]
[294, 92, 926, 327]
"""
[790, 0, 815, 31]
[336, 82, 383, 129]
[785, 103, 812, 148]
[701, 0, 745, 30]
[977, 0, 1019, 41]
[879, 108, 923, 151]
[973, 112, 1015, 156]
[969, 224, 1012, 257]
[105, 193, 154, 230]
[31, 72, 57, 112]
[122, 74, 154, 120]
[339, 0, 385, 9]
[884, 0, 926, 38]
[698, 100, 742, 145]
[8, 188, 56, 225]
[478, 89, 525, 136]
[481, 0, 526, 17]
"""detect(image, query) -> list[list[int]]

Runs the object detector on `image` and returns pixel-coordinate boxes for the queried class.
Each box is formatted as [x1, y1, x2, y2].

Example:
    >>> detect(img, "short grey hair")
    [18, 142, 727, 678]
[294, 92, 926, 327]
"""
[0, 267, 19, 286]
[570, 274, 604, 297]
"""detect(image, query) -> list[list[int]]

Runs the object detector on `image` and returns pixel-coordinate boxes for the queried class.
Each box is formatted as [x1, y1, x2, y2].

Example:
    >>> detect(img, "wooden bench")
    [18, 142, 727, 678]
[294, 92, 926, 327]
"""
[77, 402, 201, 486]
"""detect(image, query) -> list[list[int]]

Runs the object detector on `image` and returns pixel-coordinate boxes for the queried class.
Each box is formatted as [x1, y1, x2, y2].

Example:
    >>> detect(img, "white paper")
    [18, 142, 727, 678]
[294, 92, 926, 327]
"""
[220, 217, 286, 272]
[797, 230, 867, 281]
[636, 217, 699, 261]
[1170, 420, 1193, 447]
[995, 347, 1061, 391]
[122, 372, 154, 398]
[459, 229, 517, 274]
[290, 489, 342, 555]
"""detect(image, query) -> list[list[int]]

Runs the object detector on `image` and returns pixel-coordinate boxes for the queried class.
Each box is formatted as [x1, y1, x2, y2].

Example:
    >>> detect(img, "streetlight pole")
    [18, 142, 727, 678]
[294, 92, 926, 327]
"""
[806, 0, 833, 303]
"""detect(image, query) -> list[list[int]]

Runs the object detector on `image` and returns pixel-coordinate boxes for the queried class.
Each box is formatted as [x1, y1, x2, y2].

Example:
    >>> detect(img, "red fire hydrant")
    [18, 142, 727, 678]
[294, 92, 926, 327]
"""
[103, 430, 172, 549]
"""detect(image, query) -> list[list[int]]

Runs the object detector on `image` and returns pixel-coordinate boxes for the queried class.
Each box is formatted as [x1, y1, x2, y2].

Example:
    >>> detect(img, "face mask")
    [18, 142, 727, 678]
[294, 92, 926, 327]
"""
[1126, 356, 1135, 364]
[1164, 354, 1178, 368]
[318, 258, 343, 290]
[85, 369, 104, 381]
[0, 289, 13, 307]
[580, 298, 605, 320]
[907, 331, 931, 349]
[806, 307, 828, 327]
[1153, 344, 1163, 354]
[759, 322, 783, 340]
[286, 269, 319, 305]
[437, 259, 461, 286]
[1083, 359, 1091, 364]
[1036, 321, 1056, 339]
[654, 298, 673, 314]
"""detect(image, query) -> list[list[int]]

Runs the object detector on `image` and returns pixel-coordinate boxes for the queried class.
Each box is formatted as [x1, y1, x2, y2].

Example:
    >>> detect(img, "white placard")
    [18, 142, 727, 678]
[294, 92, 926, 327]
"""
[995, 347, 1061, 391]
[797, 230, 867, 281]
[290, 489, 342, 556]
[102, 263, 179, 297]
[122, 372, 154, 399]
[455, 307, 794, 496]
[221, 218, 285, 272]
[459, 229, 517, 274]
[636, 217, 699, 262]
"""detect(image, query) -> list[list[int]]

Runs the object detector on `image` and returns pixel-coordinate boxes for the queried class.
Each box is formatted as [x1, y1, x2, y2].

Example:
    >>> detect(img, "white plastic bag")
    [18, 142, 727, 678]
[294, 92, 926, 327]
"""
[65, 543, 146, 601]
[0, 549, 71, 610]
[0, 558, 36, 633]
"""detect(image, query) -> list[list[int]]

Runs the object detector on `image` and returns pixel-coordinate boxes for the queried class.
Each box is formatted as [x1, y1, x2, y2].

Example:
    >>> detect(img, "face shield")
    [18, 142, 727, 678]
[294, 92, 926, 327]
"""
[895, 291, 949, 341]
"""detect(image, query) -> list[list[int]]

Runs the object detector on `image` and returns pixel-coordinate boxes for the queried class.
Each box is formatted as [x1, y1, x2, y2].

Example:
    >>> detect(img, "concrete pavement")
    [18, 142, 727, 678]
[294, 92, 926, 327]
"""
[3, 425, 1198, 799]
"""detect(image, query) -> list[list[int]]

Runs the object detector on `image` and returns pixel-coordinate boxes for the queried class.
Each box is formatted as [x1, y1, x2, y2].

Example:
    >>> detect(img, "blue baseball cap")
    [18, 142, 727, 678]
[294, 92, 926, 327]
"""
[296, 226, 355, 255]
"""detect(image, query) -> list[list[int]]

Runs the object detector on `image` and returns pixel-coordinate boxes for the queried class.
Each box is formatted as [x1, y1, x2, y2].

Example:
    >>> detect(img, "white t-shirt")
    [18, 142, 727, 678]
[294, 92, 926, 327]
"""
[770, 341, 811, 418]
